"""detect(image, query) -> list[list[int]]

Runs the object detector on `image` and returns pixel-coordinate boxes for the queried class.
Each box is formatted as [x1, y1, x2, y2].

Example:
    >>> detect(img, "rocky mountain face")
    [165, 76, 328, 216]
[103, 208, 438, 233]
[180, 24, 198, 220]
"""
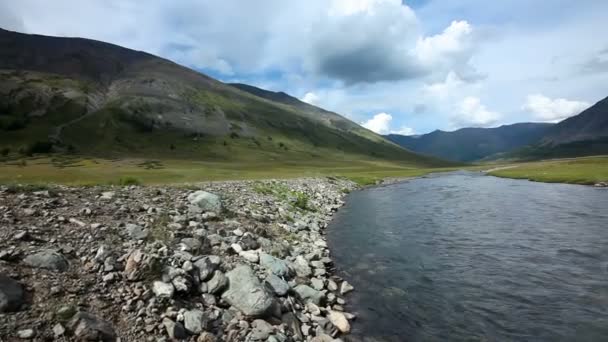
[0, 178, 358, 341]
[386, 123, 554, 162]
[0, 28, 443, 167]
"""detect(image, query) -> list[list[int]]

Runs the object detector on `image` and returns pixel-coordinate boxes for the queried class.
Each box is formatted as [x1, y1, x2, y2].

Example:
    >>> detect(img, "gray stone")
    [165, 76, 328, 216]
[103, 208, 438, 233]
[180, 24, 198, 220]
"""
[292, 255, 312, 278]
[125, 223, 148, 240]
[17, 329, 35, 339]
[259, 253, 292, 277]
[179, 238, 202, 252]
[311, 278, 325, 291]
[53, 323, 66, 336]
[328, 310, 350, 333]
[265, 274, 290, 296]
[206, 271, 228, 294]
[0, 274, 25, 312]
[67, 312, 117, 342]
[281, 312, 303, 341]
[183, 309, 207, 334]
[340, 281, 354, 295]
[152, 281, 175, 298]
[187, 191, 222, 212]
[163, 317, 188, 340]
[222, 265, 275, 317]
[23, 250, 69, 272]
[194, 256, 221, 281]
[327, 279, 338, 292]
[294, 284, 323, 305]
[250, 319, 273, 340]
[239, 250, 259, 263]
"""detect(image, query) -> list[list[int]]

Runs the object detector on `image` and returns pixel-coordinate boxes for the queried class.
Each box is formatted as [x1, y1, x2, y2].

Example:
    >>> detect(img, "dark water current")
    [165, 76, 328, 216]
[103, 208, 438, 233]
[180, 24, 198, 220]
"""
[327, 171, 608, 341]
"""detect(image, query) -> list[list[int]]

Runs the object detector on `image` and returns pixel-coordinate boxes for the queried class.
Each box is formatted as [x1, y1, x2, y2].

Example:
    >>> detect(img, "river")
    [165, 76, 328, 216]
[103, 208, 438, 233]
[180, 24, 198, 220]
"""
[327, 171, 608, 341]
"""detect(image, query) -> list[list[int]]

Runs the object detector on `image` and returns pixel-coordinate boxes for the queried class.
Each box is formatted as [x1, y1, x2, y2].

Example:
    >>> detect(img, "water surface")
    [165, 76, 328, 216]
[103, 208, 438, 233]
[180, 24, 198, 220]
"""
[328, 172, 608, 341]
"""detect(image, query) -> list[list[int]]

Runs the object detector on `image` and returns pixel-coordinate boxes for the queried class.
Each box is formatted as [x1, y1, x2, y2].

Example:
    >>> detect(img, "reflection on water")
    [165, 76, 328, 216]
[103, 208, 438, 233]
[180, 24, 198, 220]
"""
[327, 172, 608, 342]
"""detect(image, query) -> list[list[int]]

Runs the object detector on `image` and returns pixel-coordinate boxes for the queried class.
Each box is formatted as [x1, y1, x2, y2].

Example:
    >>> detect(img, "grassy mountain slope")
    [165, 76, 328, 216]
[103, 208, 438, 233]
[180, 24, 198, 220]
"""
[492, 96, 608, 161]
[386, 123, 554, 162]
[0, 28, 448, 167]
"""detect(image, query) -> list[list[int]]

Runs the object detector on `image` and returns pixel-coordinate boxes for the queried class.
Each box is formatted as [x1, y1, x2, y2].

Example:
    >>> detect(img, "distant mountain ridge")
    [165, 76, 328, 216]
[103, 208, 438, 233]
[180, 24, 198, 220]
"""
[386, 123, 554, 162]
[0, 28, 447, 167]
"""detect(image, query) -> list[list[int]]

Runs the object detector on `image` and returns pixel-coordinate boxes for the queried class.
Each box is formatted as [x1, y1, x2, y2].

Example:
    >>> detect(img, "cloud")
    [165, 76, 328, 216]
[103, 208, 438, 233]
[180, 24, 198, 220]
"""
[522, 94, 590, 122]
[452, 96, 501, 127]
[301, 92, 320, 105]
[360, 112, 415, 135]
[0, 2, 24, 31]
[361, 112, 393, 134]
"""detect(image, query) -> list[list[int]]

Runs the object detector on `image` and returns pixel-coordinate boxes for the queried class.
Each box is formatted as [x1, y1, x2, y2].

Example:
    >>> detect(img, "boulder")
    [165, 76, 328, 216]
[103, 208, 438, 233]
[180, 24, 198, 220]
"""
[23, 250, 69, 272]
[67, 312, 117, 342]
[293, 255, 312, 278]
[188, 191, 222, 212]
[183, 309, 207, 334]
[0, 274, 25, 312]
[293, 284, 323, 305]
[194, 256, 221, 281]
[163, 318, 187, 339]
[152, 281, 175, 298]
[259, 253, 292, 278]
[250, 319, 273, 340]
[265, 274, 290, 296]
[328, 310, 350, 333]
[222, 265, 275, 317]
[206, 270, 228, 294]
[340, 281, 354, 295]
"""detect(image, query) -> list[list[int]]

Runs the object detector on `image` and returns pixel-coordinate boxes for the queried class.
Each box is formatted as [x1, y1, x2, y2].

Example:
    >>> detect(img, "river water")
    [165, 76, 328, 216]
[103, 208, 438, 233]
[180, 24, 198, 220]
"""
[327, 171, 608, 341]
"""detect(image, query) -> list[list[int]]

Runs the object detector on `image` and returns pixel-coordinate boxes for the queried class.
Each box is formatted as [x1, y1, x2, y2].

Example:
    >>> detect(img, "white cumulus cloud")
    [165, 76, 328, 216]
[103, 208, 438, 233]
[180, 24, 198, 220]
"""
[300, 92, 320, 105]
[522, 94, 590, 123]
[361, 112, 415, 135]
[452, 96, 501, 128]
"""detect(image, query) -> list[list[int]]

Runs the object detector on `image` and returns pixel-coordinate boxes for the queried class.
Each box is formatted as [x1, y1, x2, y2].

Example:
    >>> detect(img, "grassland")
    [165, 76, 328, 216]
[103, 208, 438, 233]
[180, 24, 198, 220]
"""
[0, 154, 458, 186]
[487, 156, 608, 185]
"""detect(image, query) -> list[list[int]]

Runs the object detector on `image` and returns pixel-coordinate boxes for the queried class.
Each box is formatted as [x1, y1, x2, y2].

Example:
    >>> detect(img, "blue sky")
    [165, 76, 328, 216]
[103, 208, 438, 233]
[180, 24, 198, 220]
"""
[2, 0, 607, 135]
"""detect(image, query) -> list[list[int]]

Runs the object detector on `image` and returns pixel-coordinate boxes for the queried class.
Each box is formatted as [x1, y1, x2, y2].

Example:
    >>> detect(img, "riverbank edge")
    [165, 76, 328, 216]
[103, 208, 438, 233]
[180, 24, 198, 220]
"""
[0, 177, 361, 341]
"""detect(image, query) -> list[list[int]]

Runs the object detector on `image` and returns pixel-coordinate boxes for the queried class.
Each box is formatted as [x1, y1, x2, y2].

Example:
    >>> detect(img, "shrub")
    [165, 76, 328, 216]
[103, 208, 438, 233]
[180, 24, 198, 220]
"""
[293, 192, 310, 211]
[230, 132, 239, 139]
[25, 141, 54, 155]
[0, 147, 9, 156]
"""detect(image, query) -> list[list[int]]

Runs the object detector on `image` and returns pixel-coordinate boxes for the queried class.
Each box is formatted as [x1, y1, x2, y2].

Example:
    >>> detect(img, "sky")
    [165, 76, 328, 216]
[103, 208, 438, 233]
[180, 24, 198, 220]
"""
[1, 0, 607, 135]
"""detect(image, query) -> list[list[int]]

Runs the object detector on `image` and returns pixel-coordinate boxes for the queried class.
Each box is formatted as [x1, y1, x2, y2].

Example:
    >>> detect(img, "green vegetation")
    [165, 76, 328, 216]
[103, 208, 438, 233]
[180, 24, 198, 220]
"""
[488, 156, 608, 185]
[254, 181, 313, 211]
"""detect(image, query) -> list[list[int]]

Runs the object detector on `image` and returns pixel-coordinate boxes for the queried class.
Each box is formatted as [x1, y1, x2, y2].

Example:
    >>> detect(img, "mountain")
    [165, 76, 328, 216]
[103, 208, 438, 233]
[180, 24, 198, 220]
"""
[492, 96, 608, 160]
[0, 28, 447, 166]
[386, 123, 554, 162]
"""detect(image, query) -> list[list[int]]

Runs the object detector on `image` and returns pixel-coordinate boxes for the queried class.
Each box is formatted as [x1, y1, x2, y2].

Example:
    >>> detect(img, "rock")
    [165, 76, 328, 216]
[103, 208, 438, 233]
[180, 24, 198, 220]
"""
[294, 284, 323, 305]
[56, 305, 77, 321]
[17, 329, 35, 339]
[240, 235, 260, 250]
[328, 310, 350, 333]
[239, 250, 259, 263]
[183, 309, 207, 334]
[197, 332, 217, 342]
[340, 281, 354, 295]
[194, 256, 221, 281]
[23, 250, 69, 272]
[311, 278, 325, 291]
[231, 243, 243, 254]
[180, 238, 202, 252]
[125, 223, 149, 240]
[293, 255, 312, 278]
[172, 276, 191, 293]
[222, 265, 275, 317]
[206, 270, 228, 294]
[124, 249, 144, 280]
[327, 279, 338, 292]
[100, 191, 115, 200]
[306, 302, 321, 316]
[259, 253, 292, 277]
[233, 228, 244, 237]
[152, 281, 175, 298]
[250, 319, 273, 340]
[188, 191, 222, 212]
[53, 323, 66, 337]
[163, 318, 187, 339]
[281, 312, 303, 341]
[316, 318, 339, 337]
[0, 274, 25, 312]
[311, 334, 335, 342]
[265, 274, 290, 296]
[67, 312, 117, 342]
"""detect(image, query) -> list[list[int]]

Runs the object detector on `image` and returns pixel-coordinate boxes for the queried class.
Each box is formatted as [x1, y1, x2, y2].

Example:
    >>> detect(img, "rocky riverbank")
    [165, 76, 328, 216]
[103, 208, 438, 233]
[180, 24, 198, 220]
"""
[0, 177, 358, 341]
